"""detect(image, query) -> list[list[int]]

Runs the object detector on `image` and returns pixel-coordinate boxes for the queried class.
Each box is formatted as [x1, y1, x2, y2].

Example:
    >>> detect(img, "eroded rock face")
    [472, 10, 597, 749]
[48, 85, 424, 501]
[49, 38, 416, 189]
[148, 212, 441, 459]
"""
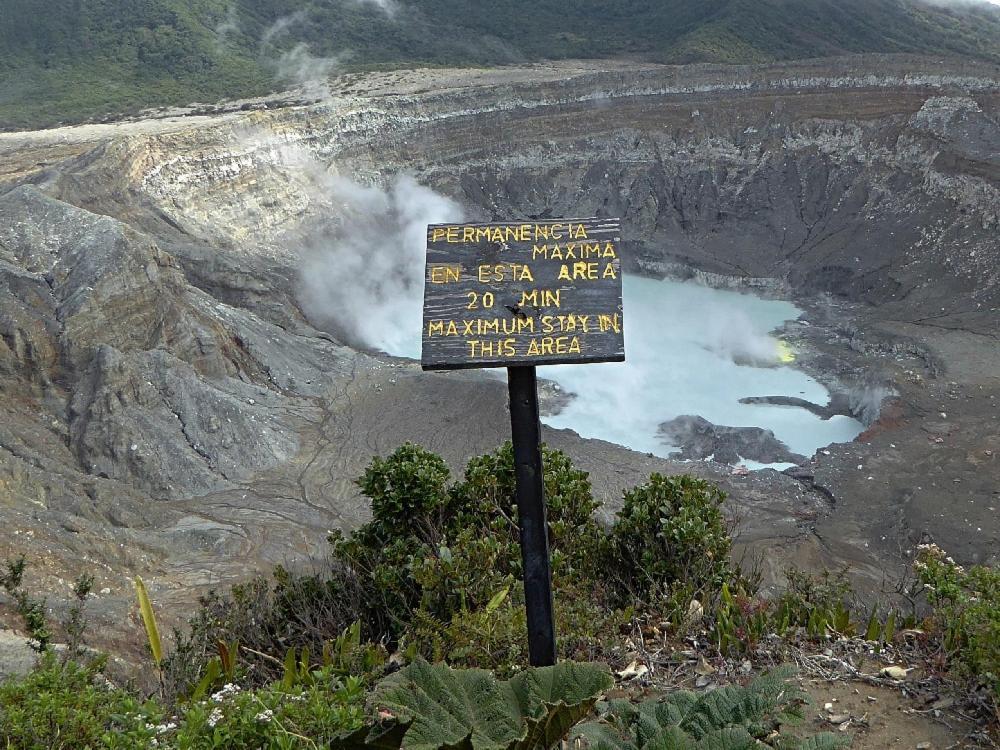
[0, 55, 997, 651]
[659, 415, 806, 466]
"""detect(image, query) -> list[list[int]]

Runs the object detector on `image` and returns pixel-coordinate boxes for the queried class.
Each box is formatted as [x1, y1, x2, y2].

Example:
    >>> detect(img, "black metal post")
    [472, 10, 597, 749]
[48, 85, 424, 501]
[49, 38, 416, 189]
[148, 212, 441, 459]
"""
[506, 365, 557, 667]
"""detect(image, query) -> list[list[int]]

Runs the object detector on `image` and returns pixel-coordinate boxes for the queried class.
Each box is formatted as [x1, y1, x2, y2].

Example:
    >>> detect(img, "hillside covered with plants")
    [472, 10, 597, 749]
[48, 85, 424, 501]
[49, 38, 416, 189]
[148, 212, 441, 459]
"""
[3, 0, 1000, 129]
[1, 443, 998, 747]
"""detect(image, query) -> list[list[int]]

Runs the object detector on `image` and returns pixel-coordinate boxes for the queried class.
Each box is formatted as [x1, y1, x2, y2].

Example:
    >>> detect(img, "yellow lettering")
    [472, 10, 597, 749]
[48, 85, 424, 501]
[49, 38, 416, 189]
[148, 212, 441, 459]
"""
[569, 336, 582, 354]
[602, 263, 617, 279]
[527, 339, 540, 356]
[534, 224, 550, 240]
[603, 242, 617, 258]
[557, 264, 571, 281]
[446, 227, 459, 243]
[551, 223, 564, 239]
[532, 244, 548, 260]
[430, 265, 461, 283]
[598, 314, 622, 333]
[572, 224, 588, 239]
[541, 316, 555, 333]
[431, 228, 446, 242]
[462, 227, 475, 242]
[428, 321, 444, 336]
[446, 321, 459, 336]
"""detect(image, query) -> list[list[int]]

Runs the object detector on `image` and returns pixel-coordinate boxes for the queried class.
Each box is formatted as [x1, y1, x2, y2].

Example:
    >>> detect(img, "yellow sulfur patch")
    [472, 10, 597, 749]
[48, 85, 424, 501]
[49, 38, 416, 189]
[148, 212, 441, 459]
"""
[776, 339, 796, 363]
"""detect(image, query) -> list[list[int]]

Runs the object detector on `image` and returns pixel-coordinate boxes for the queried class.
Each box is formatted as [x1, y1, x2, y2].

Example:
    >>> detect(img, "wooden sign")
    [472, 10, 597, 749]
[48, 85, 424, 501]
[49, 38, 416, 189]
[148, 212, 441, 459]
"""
[421, 218, 625, 370]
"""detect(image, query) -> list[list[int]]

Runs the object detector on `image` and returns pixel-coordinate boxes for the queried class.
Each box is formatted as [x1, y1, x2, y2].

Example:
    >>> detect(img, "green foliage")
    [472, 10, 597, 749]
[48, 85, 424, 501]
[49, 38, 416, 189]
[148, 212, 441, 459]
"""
[1, 555, 52, 653]
[135, 576, 165, 667]
[915, 544, 1000, 704]
[62, 573, 94, 661]
[333, 442, 619, 670]
[168, 670, 367, 749]
[771, 569, 855, 639]
[572, 667, 847, 750]
[171, 443, 737, 676]
[3, 0, 1000, 129]
[0, 652, 160, 749]
[369, 658, 612, 750]
[603, 474, 736, 616]
[713, 567, 907, 656]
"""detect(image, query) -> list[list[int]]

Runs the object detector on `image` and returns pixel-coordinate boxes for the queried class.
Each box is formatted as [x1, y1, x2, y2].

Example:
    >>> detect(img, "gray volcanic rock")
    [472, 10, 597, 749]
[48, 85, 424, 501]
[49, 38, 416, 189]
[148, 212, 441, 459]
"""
[0, 56, 996, 652]
[659, 415, 806, 465]
[68, 346, 298, 498]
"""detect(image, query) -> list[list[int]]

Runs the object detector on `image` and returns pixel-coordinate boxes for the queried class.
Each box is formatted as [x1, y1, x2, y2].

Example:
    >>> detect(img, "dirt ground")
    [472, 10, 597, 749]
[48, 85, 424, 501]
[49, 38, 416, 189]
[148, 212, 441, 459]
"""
[800, 679, 982, 750]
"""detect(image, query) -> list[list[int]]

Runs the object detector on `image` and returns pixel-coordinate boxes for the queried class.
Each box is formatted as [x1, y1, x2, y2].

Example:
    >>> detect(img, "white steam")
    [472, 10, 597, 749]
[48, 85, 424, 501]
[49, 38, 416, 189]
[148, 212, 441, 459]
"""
[214, 5, 240, 50]
[700, 306, 784, 365]
[348, 0, 400, 16]
[299, 175, 463, 355]
[274, 44, 346, 98]
[261, 11, 309, 45]
[260, 11, 344, 98]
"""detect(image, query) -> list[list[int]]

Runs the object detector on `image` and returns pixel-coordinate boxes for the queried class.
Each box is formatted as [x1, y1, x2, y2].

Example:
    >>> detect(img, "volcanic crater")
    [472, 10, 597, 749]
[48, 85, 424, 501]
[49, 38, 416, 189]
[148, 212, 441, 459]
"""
[0, 55, 997, 650]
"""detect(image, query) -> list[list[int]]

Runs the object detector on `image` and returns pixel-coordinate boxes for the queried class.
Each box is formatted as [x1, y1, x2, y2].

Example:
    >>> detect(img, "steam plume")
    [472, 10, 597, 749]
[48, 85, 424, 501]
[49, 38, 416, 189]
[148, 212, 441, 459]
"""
[298, 175, 464, 356]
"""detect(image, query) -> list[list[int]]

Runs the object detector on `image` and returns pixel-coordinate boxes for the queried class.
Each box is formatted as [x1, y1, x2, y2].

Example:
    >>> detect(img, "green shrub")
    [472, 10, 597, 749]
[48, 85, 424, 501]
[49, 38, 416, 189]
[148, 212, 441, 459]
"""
[1, 556, 52, 653]
[0, 653, 160, 749]
[172, 443, 744, 676]
[915, 544, 1000, 703]
[367, 658, 613, 750]
[167, 670, 366, 749]
[333, 442, 615, 664]
[602, 474, 737, 616]
[572, 667, 847, 750]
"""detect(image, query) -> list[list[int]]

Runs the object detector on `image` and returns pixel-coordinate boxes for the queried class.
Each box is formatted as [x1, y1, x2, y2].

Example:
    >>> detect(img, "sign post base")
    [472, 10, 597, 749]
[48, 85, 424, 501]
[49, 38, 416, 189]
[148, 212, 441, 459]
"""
[507, 365, 557, 667]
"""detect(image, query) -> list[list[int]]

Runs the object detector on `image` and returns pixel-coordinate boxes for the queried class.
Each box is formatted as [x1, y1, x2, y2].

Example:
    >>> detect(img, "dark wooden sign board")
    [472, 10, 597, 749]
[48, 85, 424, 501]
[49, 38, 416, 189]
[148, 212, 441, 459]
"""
[420, 218, 626, 667]
[421, 218, 624, 370]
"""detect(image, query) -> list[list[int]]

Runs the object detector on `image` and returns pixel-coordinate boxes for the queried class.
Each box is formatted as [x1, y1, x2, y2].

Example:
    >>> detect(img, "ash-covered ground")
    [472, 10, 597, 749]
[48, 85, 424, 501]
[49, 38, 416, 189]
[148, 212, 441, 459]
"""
[0, 55, 997, 656]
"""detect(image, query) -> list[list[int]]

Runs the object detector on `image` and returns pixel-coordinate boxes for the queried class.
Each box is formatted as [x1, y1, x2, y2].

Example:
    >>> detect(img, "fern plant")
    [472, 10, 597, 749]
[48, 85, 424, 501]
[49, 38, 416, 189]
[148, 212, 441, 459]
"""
[571, 667, 848, 750]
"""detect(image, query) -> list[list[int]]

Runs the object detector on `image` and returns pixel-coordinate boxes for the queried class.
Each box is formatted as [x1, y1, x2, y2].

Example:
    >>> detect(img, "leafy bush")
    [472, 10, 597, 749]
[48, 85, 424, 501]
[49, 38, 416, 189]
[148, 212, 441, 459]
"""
[1, 556, 52, 653]
[602, 474, 737, 616]
[0, 652, 160, 749]
[915, 543, 1000, 703]
[572, 667, 847, 750]
[167, 443, 744, 678]
[167, 670, 366, 749]
[367, 658, 613, 750]
[333, 443, 618, 670]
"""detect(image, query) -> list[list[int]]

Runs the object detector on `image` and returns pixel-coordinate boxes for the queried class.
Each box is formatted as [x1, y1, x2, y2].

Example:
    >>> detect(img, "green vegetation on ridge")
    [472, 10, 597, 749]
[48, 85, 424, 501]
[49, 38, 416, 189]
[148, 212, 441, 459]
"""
[1, 442, 999, 746]
[2, 0, 1000, 130]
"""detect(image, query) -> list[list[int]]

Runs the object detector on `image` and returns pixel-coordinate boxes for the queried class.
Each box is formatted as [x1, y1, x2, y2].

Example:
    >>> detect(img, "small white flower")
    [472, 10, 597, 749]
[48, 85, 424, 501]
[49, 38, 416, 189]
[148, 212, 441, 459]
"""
[255, 709, 275, 723]
[207, 707, 224, 728]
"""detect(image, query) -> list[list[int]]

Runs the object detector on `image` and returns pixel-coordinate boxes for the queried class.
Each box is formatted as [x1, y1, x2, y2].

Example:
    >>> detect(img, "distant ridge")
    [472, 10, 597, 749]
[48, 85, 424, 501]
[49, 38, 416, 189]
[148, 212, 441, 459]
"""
[2, 0, 1000, 129]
